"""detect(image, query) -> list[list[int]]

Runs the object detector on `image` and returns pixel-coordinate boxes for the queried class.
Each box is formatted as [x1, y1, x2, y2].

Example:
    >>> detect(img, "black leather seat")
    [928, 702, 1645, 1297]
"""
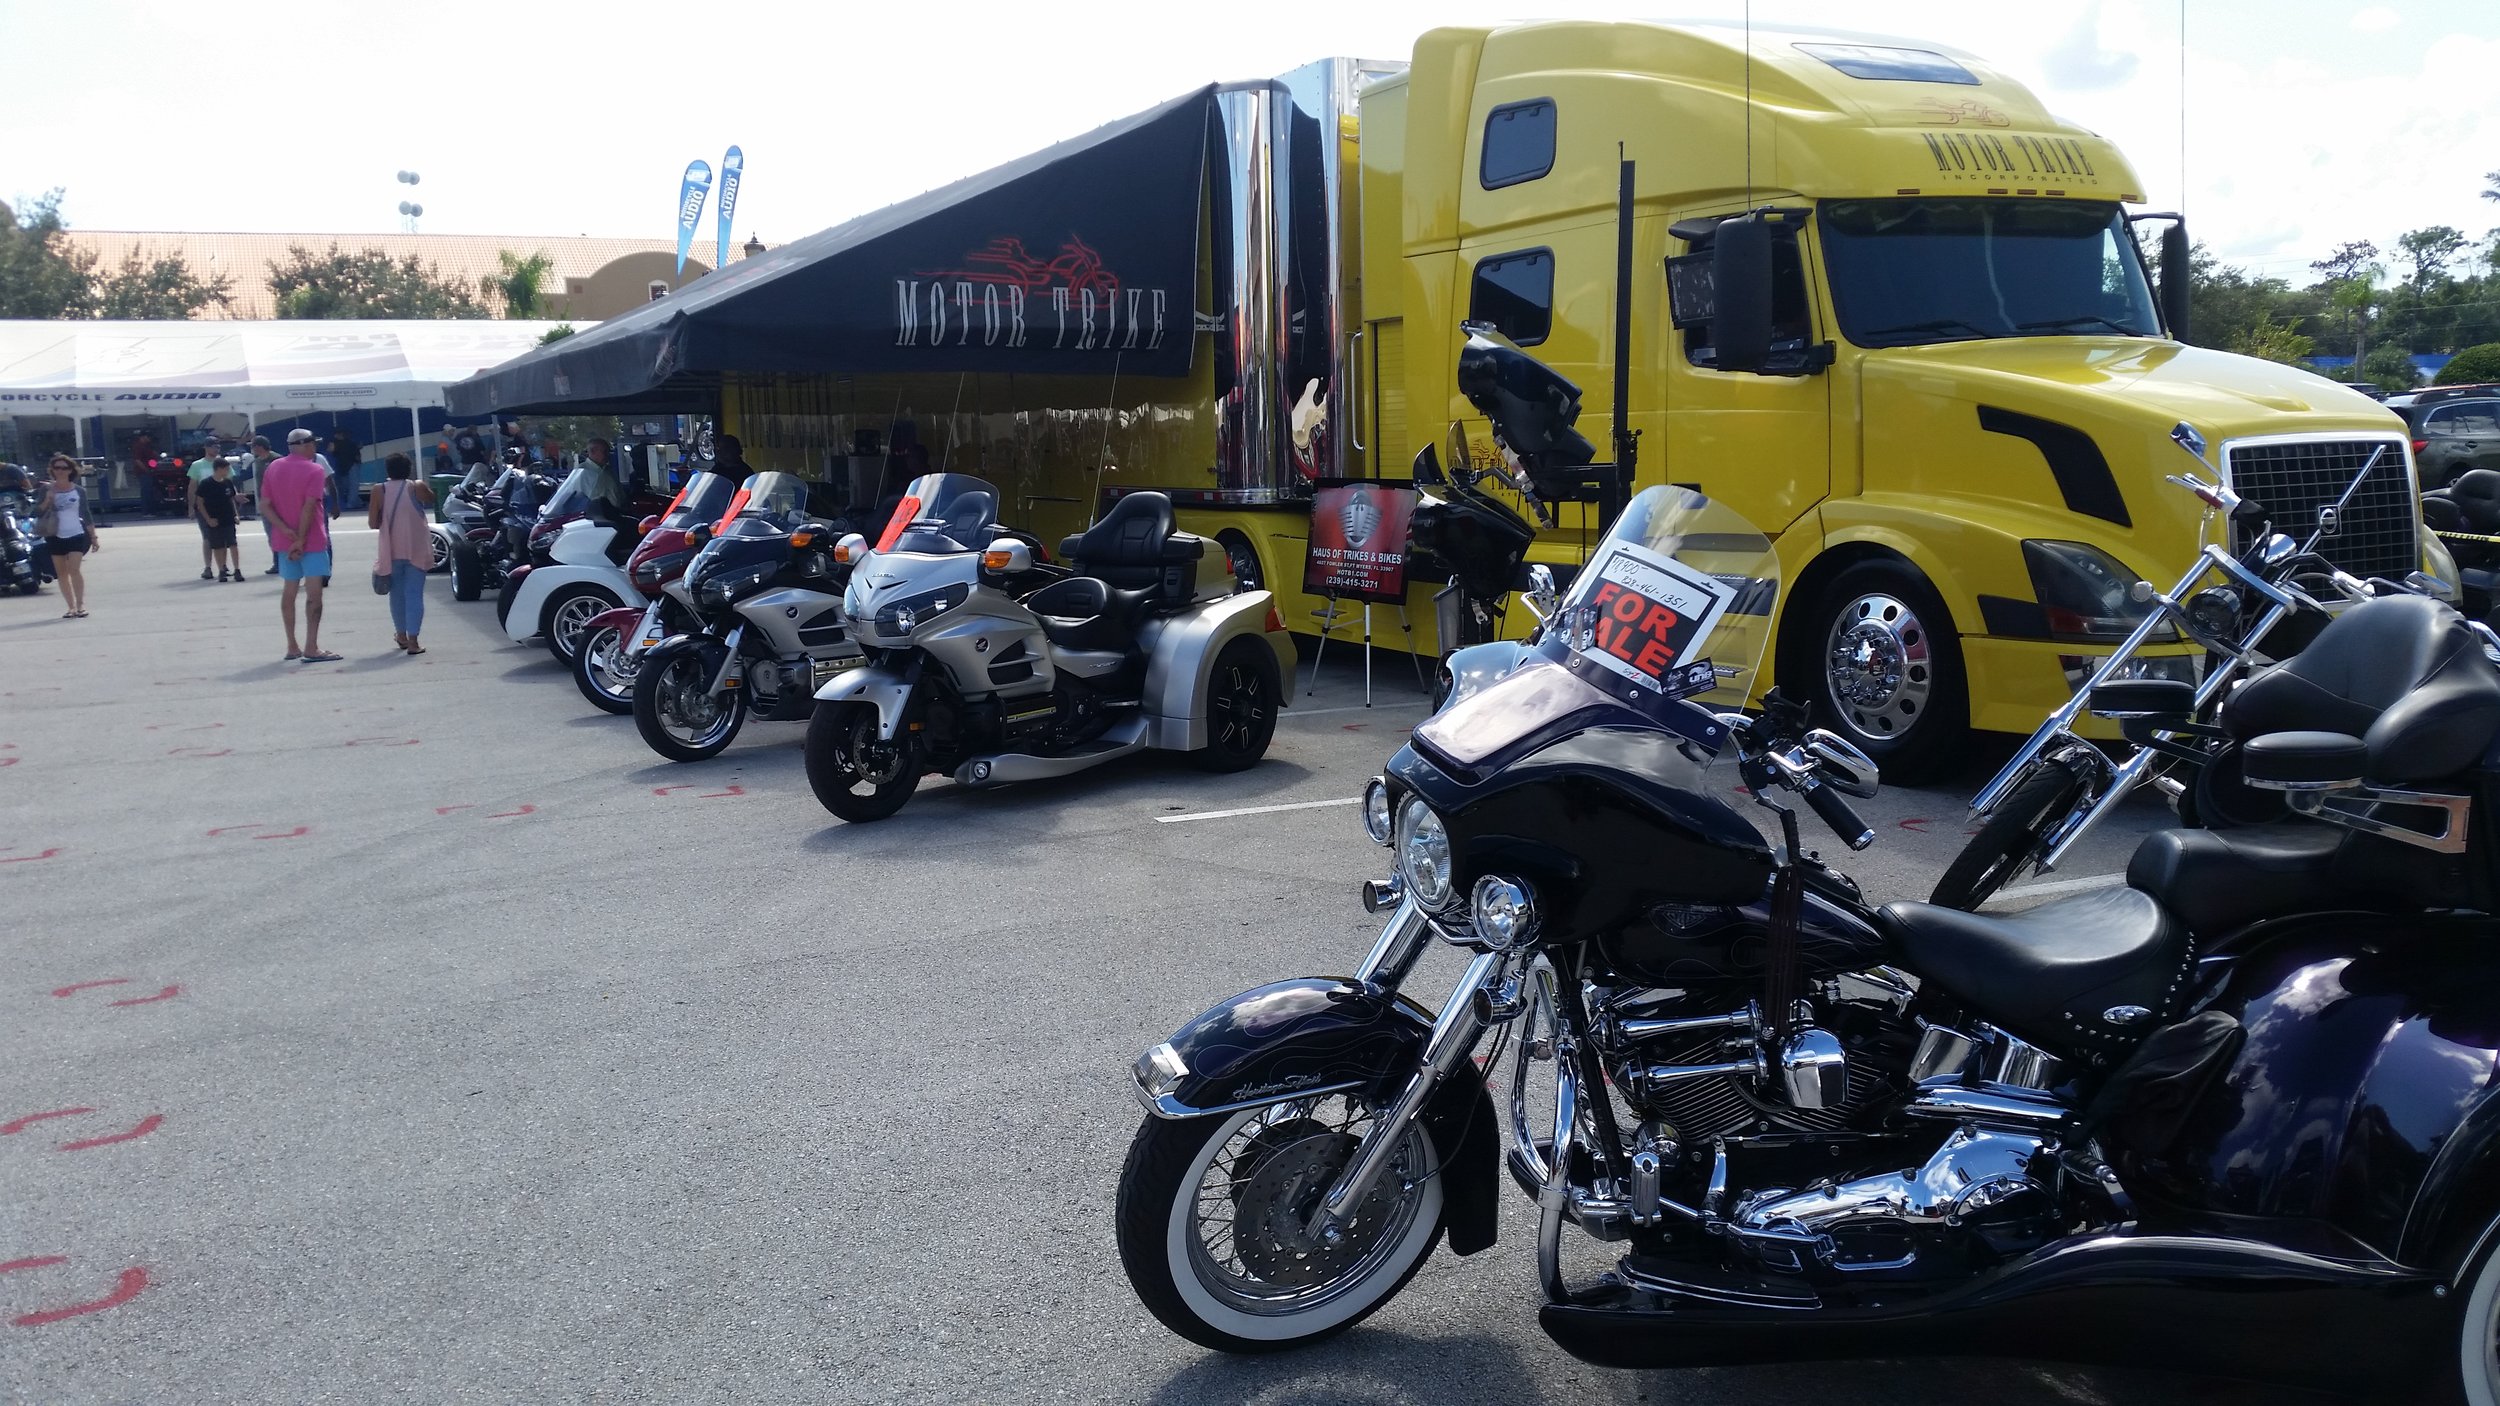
[1058, 492, 1178, 592]
[1026, 575, 1155, 652]
[2124, 823, 2450, 938]
[1874, 888, 2193, 1058]
[2221, 593, 2500, 784]
[1034, 492, 1199, 652]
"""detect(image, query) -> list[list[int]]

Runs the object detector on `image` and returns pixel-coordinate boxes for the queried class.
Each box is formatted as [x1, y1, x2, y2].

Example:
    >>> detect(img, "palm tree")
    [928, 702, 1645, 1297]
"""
[482, 250, 556, 318]
[2485, 168, 2500, 203]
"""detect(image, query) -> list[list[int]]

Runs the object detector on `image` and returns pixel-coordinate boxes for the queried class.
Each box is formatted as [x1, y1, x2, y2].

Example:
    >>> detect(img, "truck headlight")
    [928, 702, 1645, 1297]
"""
[2022, 541, 2177, 643]
[1362, 776, 1393, 845]
[1397, 798, 1455, 910]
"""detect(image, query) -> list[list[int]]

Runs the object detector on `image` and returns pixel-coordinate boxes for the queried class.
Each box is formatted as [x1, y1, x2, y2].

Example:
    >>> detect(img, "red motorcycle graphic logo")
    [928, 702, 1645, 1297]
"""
[920, 236, 1122, 297]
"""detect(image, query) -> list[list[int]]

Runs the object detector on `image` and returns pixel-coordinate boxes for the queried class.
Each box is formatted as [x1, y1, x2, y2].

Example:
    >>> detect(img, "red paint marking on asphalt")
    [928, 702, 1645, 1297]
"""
[0, 1257, 67, 1275]
[0, 847, 59, 863]
[1897, 818, 1936, 833]
[105, 986, 180, 1007]
[487, 804, 537, 818]
[13, 1266, 150, 1327]
[343, 737, 419, 748]
[434, 805, 474, 816]
[1341, 723, 1368, 731]
[50, 980, 128, 998]
[57, 1115, 163, 1152]
[166, 747, 232, 759]
[697, 786, 744, 799]
[651, 784, 698, 797]
[0, 758, 17, 768]
[0, 1110, 95, 1136]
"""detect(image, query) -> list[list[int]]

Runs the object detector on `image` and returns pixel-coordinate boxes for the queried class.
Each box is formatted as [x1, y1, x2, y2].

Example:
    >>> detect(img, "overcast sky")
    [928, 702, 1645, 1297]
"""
[3, 0, 2494, 284]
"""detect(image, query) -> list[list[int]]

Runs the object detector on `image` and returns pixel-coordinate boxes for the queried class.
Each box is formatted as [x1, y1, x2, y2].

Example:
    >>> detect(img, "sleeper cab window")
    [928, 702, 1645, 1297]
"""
[1669, 223, 1813, 369]
[1480, 98, 1557, 190]
[1469, 249, 1556, 347]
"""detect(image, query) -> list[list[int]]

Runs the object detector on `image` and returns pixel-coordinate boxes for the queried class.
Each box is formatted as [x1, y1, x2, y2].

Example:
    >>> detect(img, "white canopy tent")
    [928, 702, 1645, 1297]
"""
[0, 319, 580, 417]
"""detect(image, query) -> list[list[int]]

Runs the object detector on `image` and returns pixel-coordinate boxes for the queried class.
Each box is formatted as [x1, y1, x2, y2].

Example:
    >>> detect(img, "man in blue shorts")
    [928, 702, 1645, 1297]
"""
[265, 429, 339, 662]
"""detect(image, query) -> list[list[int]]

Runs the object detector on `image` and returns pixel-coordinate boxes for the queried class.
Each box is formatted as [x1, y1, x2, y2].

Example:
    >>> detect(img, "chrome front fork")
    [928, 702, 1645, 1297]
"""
[1309, 925, 1508, 1236]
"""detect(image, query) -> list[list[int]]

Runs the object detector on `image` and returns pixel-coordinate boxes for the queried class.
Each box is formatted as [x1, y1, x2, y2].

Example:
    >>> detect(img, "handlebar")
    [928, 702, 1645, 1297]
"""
[1798, 777, 1875, 852]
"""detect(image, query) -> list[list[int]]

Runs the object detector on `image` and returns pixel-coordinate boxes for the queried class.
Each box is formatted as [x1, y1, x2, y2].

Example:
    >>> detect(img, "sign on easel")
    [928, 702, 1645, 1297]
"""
[1303, 480, 1417, 604]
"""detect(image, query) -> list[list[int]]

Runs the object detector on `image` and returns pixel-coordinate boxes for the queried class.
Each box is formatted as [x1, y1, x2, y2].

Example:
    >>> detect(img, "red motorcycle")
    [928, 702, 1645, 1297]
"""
[570, 472, 740, 714]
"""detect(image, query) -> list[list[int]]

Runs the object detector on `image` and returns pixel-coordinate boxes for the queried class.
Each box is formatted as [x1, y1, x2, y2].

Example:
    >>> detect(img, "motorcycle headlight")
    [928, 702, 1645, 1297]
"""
[1470, 874, 1537, 949]
[1362, 777, 1393, 845]
[1397, 797, 1456, 911]
[873, 587, 961, 638]
[2022, 541, 2177, 643]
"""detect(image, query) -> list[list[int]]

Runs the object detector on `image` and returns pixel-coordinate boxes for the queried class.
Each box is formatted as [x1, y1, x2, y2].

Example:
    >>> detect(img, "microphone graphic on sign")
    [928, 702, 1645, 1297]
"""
[1340, 486, 1381, 551]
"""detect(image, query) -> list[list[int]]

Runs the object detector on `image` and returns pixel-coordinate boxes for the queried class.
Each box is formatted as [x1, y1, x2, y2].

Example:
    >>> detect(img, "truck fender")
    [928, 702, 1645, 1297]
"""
[1140, 589, 1282, 751]
[813, 662, 916, 741]
[1133, 976, 1500, 1257]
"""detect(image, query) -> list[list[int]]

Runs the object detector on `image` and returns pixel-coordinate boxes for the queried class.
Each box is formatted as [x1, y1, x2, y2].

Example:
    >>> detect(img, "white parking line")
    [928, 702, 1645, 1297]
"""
[2001, 871, 2125, 897]
[1156, 796, 1360, 824]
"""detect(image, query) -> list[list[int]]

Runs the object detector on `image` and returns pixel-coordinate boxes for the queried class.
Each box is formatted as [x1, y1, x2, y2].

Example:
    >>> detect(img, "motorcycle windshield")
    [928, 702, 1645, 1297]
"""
[662, 472, 736, 530]
[877, 473, 1000, 554]
[541, 465, 622, 521]
[1415, 485, 1780, 767]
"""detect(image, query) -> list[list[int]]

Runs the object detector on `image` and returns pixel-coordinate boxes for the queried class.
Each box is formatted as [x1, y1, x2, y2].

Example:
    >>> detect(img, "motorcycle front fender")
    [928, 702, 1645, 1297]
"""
[1134, 977, 1500, 1256]
[813, 662, 915, 740]
[585, 604, 646, 639]
[639, 634, 725, 679]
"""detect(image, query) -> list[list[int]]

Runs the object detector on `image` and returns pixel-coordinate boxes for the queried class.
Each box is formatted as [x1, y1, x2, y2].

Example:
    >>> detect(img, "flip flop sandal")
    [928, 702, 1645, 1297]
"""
[285, 651, 304, 661]
[301, 651, 343, 663]
[405, 646, 426, 656]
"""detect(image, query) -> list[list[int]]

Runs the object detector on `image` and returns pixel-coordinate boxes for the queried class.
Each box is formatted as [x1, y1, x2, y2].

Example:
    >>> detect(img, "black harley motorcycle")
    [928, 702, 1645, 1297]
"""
[1116, 343, 2500, 1402]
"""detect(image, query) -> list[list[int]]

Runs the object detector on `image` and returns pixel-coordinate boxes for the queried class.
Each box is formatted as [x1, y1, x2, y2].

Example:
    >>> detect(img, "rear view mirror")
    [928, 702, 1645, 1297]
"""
[638, 515, 660, 534]
[2159, 222, 2192, 342]
[1712, 215, 1774, 374]
[831, 531, 869, 566]
[982, 537, 1034, 574]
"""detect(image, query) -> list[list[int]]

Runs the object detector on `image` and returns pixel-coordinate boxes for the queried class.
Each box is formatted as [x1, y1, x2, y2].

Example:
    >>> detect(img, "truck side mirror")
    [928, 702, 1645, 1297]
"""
[2159, 222, 2192, 343]
[1712, 215, 1774, 374]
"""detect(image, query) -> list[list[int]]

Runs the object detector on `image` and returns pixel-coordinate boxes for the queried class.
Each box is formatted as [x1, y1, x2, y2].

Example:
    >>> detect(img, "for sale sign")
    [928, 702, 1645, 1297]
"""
[1575, 539, 1738, 693]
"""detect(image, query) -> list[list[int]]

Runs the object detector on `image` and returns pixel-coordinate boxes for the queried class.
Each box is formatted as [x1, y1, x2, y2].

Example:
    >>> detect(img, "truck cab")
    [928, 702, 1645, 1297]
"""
[1371, 22, 2424, 778]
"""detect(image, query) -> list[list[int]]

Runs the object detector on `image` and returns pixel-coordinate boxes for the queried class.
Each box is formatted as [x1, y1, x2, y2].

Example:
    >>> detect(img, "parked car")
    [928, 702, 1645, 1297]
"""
[2388, 383, 2500, 489]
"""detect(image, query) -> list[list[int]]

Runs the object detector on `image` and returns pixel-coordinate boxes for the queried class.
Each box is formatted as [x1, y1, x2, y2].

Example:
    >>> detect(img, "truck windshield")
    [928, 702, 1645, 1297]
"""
[1819, 199, 2160, 349]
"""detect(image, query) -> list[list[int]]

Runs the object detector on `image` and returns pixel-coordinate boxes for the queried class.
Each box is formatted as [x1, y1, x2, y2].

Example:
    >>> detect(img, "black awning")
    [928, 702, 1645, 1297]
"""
[449, 87, 1214, 417]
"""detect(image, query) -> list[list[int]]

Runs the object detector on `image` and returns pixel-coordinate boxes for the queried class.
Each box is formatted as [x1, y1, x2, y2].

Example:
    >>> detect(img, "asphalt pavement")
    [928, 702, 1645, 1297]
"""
[0, 519, 2321, 1404]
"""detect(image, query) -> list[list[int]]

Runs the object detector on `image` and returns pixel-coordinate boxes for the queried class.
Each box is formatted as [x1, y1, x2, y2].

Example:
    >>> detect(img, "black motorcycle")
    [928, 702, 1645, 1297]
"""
[0, 477, 52, 595]
[1116, 341, 2500, 1402]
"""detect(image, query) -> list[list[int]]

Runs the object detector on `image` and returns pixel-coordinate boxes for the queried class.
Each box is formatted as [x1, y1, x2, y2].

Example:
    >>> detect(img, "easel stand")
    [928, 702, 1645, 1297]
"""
[1305, 596, 1431, 706]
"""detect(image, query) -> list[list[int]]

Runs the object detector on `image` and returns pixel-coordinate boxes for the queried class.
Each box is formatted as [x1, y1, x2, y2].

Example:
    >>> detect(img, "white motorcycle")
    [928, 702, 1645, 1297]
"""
[804, 473, 1294, 821]
[499, 465, 642, 665]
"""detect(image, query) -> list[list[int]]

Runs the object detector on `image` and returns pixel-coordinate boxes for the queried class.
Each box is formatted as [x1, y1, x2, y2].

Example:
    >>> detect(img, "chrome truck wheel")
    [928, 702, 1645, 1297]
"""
[1804, 559, 1967, 785]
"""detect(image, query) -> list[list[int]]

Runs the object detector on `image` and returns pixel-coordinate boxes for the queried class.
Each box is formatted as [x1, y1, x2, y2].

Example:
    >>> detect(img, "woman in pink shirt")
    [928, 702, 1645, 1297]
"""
[367, 453, 437, 654]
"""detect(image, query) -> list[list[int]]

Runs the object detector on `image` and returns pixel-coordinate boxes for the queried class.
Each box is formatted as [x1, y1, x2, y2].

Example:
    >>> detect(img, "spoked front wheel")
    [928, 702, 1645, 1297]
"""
[1116, 1092, 1443, 1353]
[1928, 758, 2091, 911]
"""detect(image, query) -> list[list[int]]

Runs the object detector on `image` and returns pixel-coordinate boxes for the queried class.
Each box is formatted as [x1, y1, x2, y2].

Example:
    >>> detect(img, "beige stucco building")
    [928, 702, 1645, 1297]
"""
[58, 231, 763, 320]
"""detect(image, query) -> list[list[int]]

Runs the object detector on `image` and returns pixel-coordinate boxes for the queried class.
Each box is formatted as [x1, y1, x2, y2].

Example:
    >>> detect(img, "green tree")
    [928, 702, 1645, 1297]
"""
[0, 190, 99, 318]
[2227, 310, 2314, 365]
[2440, 343, 2500, 385]
[2348, 343, 2419, 394]
[93, 244, 232, 319]
[538, 323, 575, 345]
[2397, 226, 2470, 296]
[483, 249, 558, 319]
[2310, 240, 2383, 360]
[267, 243, 486, 319]
[2483, 168, 2500, 203]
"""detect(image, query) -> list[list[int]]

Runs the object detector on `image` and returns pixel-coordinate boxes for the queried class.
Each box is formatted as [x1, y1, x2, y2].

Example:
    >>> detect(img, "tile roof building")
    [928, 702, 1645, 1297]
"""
[60, 231, 733, 320]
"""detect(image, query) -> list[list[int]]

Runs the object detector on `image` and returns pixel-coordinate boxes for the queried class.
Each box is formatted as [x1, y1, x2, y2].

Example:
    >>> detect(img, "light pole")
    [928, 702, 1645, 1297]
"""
[396, 171, 423, 233]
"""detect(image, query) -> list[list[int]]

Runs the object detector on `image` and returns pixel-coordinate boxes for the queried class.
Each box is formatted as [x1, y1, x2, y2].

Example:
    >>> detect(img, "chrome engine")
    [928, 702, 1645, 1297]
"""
[1557, 972, 2071, 1283]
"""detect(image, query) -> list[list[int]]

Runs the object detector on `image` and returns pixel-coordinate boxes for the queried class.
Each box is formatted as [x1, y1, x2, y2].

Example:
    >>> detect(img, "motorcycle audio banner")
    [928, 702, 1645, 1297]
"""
[714, 146, 744, 272]
[674, 159, 714, 277]
[1574, 538, 1737, 694]
[1303, 480, 1417, 605]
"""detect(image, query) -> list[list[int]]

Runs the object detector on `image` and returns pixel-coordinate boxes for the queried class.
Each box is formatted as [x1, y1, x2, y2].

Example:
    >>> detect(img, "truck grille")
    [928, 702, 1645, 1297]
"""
[2224, 437, 2416, 580]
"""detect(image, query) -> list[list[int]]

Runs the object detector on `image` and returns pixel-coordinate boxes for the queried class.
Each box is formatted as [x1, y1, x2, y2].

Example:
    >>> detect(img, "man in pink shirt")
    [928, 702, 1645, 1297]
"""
[264, 429, 340, 662]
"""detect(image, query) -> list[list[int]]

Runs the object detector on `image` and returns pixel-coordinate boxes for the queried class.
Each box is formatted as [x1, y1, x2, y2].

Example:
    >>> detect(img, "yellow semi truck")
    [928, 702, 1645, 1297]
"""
[713, 21, 2430, 780]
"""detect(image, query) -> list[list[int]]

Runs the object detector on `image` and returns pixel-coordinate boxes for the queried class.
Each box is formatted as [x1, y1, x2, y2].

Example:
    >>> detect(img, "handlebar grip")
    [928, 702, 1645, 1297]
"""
[1800, 778, 1875, 852]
